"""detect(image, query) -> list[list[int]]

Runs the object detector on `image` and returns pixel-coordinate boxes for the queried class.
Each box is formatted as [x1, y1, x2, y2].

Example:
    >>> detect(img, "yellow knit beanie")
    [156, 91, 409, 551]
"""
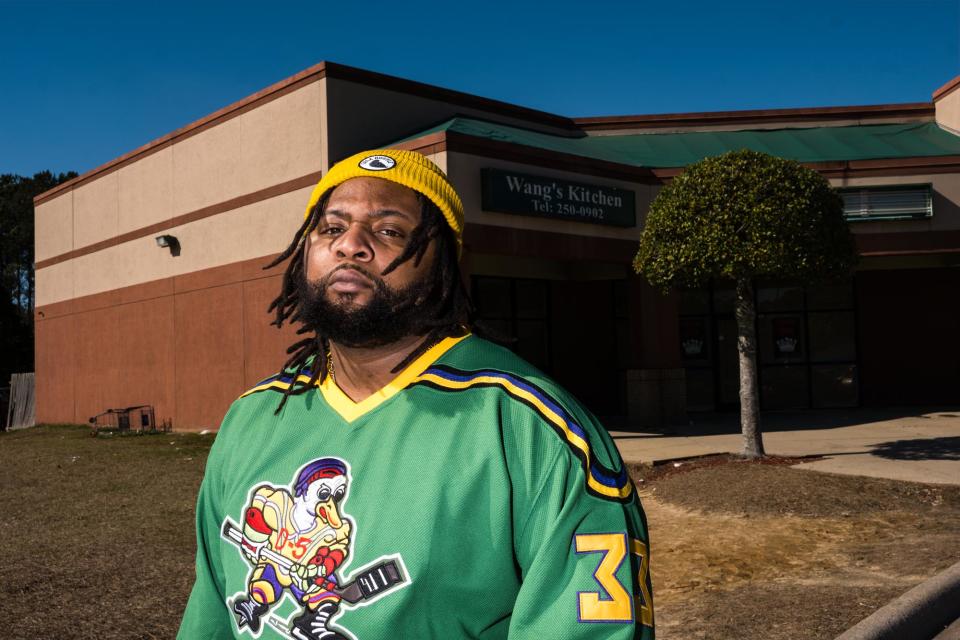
[303, 149, 464, 249]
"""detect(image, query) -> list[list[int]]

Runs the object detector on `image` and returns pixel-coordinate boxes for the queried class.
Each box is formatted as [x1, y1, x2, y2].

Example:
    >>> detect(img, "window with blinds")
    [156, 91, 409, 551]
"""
[840, 185, 933, 222]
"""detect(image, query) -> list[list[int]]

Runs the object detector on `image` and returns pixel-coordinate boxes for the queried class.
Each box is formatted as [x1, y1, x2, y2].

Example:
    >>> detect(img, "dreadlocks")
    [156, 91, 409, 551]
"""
[263, 190, 477, 415]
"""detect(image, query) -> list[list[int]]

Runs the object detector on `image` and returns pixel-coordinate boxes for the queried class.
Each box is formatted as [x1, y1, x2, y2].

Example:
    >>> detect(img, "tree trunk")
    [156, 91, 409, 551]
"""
[735, 278, 765, 457]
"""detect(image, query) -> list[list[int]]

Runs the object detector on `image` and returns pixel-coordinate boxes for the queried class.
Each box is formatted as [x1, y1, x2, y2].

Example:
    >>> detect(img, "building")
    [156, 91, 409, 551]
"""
[33, 62, 960, 431]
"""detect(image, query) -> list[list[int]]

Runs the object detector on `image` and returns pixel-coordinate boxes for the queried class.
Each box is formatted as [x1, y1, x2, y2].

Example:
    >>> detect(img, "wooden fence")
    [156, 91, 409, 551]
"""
[6, 373, 35, 430]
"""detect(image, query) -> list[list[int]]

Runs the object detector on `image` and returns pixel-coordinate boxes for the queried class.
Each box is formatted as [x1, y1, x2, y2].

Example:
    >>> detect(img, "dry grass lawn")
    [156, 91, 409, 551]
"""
[0, 424, 211, 639]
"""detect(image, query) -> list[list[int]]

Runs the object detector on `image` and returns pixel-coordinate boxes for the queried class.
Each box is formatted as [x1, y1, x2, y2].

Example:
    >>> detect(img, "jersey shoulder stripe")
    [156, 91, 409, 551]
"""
[238, 368, 317, 399]
[412, 364, 632, 503]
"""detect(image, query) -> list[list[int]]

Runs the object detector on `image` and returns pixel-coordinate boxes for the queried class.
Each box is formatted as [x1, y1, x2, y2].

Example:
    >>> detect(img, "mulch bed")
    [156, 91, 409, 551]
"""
[630, 454, 960, 639]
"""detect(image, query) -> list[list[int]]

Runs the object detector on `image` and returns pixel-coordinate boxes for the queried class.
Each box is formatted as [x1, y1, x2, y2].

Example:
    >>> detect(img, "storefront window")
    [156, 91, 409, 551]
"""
[712, 285, 735, 313]
[516, 319, 550, 371]
[808, 312, 856, 362]
[472, 276, 551, 372]
[757, 283, 803, 312]
[680, 289, 710, 315]
[758, 314, 806, 364]
[679, 316, 711, 363]
[811, 364, 859, 408]
[685, 368, 715, 411]
[761, 365, 809, 410]
[806, 282, 854, 310]
[680, 278, 858, 411]
[474, 277, 512, 318]
[516, 279, 548, 319]
[614, 280, 630, 370]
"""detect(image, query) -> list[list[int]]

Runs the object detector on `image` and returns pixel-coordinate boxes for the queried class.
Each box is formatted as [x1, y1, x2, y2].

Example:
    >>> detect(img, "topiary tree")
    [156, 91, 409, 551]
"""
[634, 149, 858, 457]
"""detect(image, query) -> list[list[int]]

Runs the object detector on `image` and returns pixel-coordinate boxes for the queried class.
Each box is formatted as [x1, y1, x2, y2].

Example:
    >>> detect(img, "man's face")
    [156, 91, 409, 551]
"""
[299, 177, 437, 346]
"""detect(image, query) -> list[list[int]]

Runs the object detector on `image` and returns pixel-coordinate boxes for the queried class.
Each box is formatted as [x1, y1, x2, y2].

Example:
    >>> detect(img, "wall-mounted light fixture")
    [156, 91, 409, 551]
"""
[155, 234, 181, 256]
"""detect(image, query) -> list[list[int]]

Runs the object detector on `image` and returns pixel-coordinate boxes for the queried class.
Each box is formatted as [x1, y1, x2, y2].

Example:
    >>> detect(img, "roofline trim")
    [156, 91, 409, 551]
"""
[574, 102, 935, 131]
[933, 75, 960, 101]
[651, 154, 960, 180]
[395, 128, 960, 179]
[395, 130, 660, 184]
[322, 62, 576, 130]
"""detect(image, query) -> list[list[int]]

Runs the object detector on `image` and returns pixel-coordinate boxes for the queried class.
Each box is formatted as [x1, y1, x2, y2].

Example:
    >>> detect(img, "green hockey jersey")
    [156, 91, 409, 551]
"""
[179, 334, 654, 639]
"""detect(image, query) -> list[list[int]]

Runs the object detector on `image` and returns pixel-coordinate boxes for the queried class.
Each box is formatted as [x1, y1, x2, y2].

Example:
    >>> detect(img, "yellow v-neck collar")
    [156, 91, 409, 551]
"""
[318, 334, 470, 423]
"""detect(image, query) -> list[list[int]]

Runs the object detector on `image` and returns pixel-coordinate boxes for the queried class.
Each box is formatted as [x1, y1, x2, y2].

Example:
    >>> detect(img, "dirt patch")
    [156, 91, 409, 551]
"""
[632, 456, 960, 639]
[631, 454, 959, 517]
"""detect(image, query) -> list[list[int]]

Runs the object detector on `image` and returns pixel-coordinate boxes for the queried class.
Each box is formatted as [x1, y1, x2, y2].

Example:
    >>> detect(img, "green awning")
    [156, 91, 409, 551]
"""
[398, 117, 960, 168]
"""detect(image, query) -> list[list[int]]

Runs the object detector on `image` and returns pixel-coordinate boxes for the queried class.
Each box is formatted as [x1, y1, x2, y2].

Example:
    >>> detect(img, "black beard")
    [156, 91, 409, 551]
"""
[296, 264, 434, 348]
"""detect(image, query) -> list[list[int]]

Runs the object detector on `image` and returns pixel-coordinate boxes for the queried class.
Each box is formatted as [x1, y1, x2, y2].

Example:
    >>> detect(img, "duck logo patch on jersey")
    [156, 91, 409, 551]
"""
[223, 457, 410, 640]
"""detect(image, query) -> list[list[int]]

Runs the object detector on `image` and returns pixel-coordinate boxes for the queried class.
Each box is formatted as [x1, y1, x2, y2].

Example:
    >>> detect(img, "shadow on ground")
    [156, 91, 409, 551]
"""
[643, 407, 960, 436]
[869, 436, 960, 461]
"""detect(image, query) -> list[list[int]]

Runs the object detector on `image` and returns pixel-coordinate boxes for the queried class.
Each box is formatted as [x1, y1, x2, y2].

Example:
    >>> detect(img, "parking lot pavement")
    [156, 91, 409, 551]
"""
[610, 408, 960, 485]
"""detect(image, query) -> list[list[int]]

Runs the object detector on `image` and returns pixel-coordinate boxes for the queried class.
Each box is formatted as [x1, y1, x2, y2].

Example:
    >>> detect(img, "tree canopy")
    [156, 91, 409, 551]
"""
[634, 150, 858, 457]
[0, 171, 77, 384]
[634, 149, 857, 290]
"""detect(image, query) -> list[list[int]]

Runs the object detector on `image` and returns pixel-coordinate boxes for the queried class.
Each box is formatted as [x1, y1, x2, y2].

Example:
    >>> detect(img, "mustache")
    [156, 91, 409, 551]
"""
[320, 264, 383, 287]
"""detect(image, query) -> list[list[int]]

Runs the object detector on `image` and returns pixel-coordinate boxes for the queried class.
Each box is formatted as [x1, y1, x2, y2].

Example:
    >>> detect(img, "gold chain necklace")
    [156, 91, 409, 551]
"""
[326, 349, 336, 383]
[325, 334, 444, 386]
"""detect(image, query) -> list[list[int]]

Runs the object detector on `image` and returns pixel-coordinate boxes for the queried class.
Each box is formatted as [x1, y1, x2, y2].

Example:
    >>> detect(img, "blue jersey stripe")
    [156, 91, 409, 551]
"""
[422, 366, 629, 491]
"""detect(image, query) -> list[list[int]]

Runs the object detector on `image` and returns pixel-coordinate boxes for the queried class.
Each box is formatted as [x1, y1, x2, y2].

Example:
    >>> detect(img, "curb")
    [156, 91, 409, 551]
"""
[835, 560, 960, 640]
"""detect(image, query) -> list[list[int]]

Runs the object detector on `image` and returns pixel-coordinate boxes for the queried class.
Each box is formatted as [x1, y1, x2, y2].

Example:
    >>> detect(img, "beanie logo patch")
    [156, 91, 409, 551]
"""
[359, 155, 397, 171]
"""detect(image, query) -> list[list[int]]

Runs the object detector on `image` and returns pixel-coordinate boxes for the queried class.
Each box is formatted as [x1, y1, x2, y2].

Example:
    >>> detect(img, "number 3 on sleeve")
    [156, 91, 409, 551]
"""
[574, 533, 653, 627]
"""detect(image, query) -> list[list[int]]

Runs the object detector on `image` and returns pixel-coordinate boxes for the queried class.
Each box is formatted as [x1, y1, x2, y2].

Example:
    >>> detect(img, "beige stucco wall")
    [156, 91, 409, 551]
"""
[35, 190, 73, 262]
[170, 115, 243, 216]
[73, 170, 119, 249]
[118, 146, 174, 235]
[447, 151, 653, 242]
[36, 186, 310, 307]
[935, 85, 960, 134]
[35, 80, 326, 265]
[830, 172, 960, 233]
[35, 259, 74, 308]
[169, 81, 326, 225]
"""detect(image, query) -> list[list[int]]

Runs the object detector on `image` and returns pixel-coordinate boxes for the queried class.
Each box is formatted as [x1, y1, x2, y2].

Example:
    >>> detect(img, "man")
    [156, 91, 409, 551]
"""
[179, 149, 654, 640]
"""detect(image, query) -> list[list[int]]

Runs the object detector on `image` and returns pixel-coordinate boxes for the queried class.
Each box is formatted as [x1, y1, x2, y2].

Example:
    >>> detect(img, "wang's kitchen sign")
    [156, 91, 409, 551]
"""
[481, 168, 636, 227]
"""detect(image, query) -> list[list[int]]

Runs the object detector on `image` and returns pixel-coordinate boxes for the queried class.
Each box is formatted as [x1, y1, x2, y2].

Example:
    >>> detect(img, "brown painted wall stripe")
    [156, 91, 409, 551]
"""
[856, 230, 960, 255]
[34, 170, 323, 270]
[652, 155, 960, 179]
[36, 225, 957, 322]
[575, 102, 934, 130]
[36, 252, 286, 321]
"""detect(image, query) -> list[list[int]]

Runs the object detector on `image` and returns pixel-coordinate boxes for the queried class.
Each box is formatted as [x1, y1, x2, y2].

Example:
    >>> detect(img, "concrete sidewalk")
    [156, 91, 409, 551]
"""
[611, 408, 960, 485]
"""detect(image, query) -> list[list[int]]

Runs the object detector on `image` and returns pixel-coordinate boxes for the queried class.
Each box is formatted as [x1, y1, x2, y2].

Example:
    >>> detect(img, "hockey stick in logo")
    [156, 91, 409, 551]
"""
[221, 520, 407, 604]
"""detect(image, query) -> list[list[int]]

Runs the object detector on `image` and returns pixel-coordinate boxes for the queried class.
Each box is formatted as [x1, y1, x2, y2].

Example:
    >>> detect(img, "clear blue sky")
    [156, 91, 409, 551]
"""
[2, 0, 958, 177]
